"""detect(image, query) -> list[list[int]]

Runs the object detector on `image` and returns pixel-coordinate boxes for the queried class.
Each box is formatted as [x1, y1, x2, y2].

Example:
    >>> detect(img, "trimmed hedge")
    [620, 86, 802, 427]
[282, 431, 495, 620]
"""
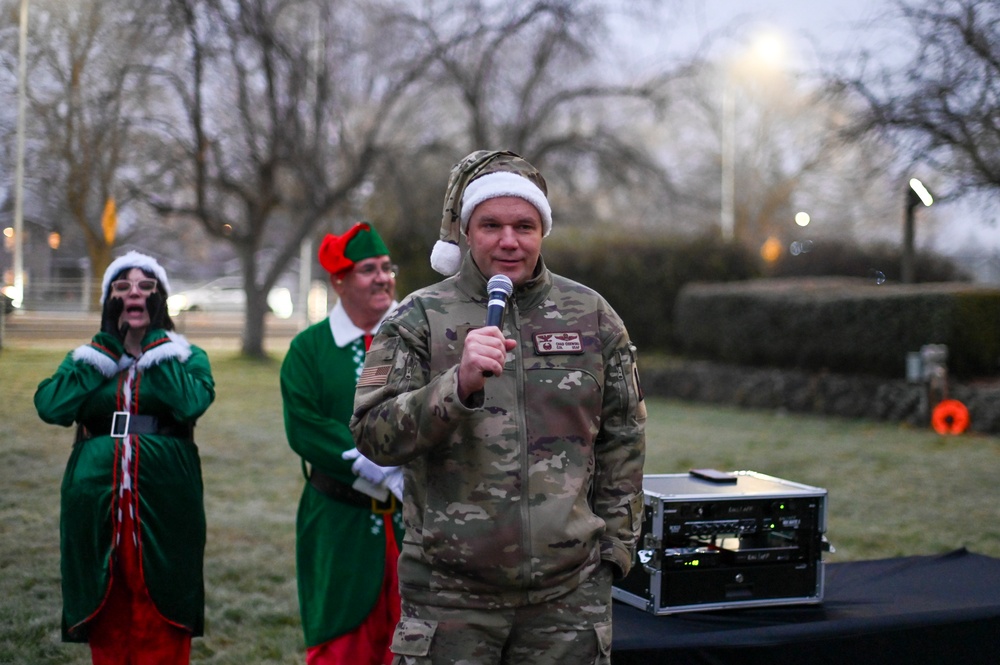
[673, 278, 1000, 378]
[543, 233, 760, 353]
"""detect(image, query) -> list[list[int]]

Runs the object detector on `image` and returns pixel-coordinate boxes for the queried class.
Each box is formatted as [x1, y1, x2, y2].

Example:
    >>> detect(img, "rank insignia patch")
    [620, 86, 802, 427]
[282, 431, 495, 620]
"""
[533, 331, 584, 355]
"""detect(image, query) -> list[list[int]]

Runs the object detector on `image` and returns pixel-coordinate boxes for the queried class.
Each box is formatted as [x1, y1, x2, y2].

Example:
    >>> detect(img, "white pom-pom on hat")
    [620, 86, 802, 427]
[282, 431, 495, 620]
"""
[430, 240, 463, 276]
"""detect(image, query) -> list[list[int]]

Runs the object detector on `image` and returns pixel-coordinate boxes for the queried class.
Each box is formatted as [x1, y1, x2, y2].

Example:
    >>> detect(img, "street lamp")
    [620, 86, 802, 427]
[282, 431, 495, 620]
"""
[719, 30, 788, 244]
[902, 178, 933, 284]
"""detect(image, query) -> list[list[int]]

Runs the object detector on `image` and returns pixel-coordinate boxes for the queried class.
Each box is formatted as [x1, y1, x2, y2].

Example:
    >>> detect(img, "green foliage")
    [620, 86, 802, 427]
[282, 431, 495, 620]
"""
[543, 232, 761, 353]
[951, 292, 1000, 376]
[674, 278, 1000, 378]
[770, 239, 969, 283]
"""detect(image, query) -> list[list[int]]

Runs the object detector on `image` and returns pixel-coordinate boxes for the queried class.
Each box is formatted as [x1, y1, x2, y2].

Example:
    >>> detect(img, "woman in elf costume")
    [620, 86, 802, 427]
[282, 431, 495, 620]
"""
[280, 222, 403, 664]
[35, 251, 215, 664]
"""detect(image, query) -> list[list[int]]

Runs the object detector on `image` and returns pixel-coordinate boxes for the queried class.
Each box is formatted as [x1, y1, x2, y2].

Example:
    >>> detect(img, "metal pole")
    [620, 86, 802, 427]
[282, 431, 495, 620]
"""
[720, 83, 735, 242]
[902, 189, 919, 284]
[12, 0, 29, 308]
[298, 238, 311, 327]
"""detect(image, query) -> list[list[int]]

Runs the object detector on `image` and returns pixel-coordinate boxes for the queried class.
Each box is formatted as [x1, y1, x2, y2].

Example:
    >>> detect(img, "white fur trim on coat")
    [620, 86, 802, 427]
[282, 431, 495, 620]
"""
[72, 345, 135, 378]
[71, 331, 191, 376]
[137, 331, 192, 370]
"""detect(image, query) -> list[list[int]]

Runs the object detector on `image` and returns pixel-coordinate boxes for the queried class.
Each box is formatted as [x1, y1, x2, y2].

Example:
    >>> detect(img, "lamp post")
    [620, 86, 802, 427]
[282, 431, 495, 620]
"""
[11, 0, 29, 308]
[720, 84, 735, 242]
[902, 178, 933, 284]
[719, 31, 787, 244]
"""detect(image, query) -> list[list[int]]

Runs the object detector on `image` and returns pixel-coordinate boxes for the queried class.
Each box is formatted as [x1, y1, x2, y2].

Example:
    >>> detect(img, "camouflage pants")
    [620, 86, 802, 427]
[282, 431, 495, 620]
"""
[389, 565, 614, 665]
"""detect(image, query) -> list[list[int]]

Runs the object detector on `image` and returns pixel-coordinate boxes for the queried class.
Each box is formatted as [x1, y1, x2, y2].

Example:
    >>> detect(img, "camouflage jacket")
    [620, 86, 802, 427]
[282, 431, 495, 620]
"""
[350, 255, 646, 609]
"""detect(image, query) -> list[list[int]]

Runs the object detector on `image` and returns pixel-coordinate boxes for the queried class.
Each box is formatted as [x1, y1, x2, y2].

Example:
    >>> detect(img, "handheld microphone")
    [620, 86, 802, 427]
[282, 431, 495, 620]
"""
[485, 274, 513, 328]
[483, 274, 513, 377]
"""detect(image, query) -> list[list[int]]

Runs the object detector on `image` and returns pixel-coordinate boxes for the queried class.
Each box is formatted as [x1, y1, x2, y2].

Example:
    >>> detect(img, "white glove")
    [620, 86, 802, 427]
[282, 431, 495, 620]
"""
[384, 467, 404, 502]
[342, 448, 390, 486]
[351, 475, 390, 502]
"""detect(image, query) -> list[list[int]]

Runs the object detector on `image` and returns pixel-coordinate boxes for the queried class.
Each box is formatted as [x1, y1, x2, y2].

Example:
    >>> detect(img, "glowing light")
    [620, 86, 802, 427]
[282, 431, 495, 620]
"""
[267, 287, 294, 319]
[760, 237, 782, 263]
[307, 280, 329, 323]
[795, 212, 810, 227]
[909, 179, 933, 206]
[749, 31, 786, 67]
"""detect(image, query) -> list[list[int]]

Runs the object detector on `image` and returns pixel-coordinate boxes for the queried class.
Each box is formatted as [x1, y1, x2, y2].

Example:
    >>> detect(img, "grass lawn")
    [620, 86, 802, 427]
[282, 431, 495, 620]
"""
[2, 346, 998, 663]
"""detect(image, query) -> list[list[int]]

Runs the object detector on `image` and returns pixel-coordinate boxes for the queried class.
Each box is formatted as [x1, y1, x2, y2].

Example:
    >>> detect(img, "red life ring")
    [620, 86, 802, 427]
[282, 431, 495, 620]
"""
[931, 399, 969, 435]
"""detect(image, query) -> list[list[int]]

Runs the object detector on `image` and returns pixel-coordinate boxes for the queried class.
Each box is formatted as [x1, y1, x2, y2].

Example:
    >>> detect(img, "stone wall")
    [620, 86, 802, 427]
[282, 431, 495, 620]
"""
[641, 359, 1000, 435]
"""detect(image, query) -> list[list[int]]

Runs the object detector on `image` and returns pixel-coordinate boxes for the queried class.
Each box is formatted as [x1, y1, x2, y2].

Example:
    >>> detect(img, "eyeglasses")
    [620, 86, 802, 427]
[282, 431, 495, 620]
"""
[110, 279, 158, 294]
[354, 263, 398, 279]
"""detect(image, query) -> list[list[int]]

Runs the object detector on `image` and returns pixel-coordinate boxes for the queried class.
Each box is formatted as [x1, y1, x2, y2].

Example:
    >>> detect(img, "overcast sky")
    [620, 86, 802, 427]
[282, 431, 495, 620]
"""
[640, 0, 896, 73]
[620, 1, 999, 261]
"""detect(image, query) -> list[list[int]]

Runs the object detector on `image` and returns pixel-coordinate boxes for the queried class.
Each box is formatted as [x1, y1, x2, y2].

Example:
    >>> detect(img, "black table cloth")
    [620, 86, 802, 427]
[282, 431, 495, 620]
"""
[612, 548, 1000, 664]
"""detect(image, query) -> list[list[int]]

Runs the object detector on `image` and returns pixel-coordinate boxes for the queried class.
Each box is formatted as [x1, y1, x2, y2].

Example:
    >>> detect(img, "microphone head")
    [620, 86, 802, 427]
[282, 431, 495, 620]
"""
[486, 274, 514, 297]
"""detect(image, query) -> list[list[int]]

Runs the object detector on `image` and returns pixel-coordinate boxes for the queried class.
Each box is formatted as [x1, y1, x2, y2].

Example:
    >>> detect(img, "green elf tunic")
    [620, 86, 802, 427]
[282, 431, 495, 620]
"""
[280, 300, 403, 648]
[34, 329, 215, 642]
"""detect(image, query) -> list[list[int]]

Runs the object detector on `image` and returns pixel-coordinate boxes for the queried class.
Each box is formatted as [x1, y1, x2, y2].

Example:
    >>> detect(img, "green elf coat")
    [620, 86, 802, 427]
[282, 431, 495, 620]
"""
[34, 329, 215, 642]
[280, 300, 403, 648]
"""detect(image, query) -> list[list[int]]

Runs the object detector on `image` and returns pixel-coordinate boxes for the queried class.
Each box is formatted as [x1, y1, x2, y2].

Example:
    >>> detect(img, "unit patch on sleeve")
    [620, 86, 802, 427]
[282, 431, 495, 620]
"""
[357, 365, 392, 387]
[533, 331, 584, 355]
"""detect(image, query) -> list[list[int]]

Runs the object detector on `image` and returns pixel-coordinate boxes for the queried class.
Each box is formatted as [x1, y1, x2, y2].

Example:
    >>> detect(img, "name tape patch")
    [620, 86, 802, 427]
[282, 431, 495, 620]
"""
[357, 365, 392, 387]
[533, 331, 584, 355]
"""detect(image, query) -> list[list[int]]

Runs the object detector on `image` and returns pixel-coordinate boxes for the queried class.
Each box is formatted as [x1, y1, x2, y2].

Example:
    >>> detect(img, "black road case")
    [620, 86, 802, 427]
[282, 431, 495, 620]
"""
[613, 470, 827, 615]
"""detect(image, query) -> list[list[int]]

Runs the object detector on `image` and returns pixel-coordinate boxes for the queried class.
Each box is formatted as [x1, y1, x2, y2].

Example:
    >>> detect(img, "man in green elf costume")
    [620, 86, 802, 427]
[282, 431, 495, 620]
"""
[280, 222, 403, 665]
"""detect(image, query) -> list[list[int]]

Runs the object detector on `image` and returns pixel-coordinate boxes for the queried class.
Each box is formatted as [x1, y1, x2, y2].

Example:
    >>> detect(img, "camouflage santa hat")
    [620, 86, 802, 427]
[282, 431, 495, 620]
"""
[100, 250, 171, 304]
[431, 150, 552, 276]
[318, 222, 390, 275]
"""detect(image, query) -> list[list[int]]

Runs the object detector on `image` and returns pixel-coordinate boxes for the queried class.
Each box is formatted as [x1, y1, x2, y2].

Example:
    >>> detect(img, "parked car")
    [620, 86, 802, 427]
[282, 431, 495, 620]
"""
[167, 276, 293, 319]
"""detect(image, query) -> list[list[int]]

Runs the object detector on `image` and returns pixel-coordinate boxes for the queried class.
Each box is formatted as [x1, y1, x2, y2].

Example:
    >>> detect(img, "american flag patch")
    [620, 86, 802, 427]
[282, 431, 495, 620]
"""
[357, 365, 392, 387]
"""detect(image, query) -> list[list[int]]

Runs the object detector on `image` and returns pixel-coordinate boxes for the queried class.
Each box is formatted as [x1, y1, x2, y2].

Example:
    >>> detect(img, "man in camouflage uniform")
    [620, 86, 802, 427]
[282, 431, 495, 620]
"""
[350, 150, 646, 664]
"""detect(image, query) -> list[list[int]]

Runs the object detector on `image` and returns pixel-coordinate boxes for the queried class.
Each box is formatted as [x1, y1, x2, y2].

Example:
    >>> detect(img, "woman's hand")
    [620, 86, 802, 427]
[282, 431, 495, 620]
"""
[100, 296, 128, 341]
[146, 291, 167, 330]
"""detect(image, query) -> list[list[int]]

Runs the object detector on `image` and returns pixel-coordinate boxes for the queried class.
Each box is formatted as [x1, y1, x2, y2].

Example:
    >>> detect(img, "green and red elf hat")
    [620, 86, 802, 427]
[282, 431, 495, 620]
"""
[318, 222, 390, 276]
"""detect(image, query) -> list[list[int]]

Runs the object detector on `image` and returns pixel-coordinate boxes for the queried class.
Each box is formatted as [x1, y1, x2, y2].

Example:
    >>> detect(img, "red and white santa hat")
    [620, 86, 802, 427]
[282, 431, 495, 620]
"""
[431, 150, 552, 276]
[100, 251, 171, 304]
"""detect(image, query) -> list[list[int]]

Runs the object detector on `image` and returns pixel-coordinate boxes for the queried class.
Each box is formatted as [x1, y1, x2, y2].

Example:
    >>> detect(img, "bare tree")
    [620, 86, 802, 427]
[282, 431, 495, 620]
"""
[370, 0, 676, 233]
[0, 0, 175, 307]
[846, 0, 1000, 198]
[146, 0, 440, 357]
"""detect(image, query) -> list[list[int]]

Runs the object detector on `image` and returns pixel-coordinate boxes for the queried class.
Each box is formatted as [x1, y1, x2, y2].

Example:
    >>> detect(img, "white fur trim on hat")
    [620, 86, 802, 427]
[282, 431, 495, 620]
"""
[459, 172, 552, 236]
[101, 251, 171, 304]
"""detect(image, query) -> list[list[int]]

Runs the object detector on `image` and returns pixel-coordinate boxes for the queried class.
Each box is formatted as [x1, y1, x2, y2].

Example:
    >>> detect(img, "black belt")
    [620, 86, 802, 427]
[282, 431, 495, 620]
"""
[78, 412, 194, 440]
[308, 468, 397, 514]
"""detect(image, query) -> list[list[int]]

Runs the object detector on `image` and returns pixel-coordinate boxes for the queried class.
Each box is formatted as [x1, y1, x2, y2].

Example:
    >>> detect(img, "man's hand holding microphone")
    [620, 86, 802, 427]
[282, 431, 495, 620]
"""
[457, 275, 516, 403]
